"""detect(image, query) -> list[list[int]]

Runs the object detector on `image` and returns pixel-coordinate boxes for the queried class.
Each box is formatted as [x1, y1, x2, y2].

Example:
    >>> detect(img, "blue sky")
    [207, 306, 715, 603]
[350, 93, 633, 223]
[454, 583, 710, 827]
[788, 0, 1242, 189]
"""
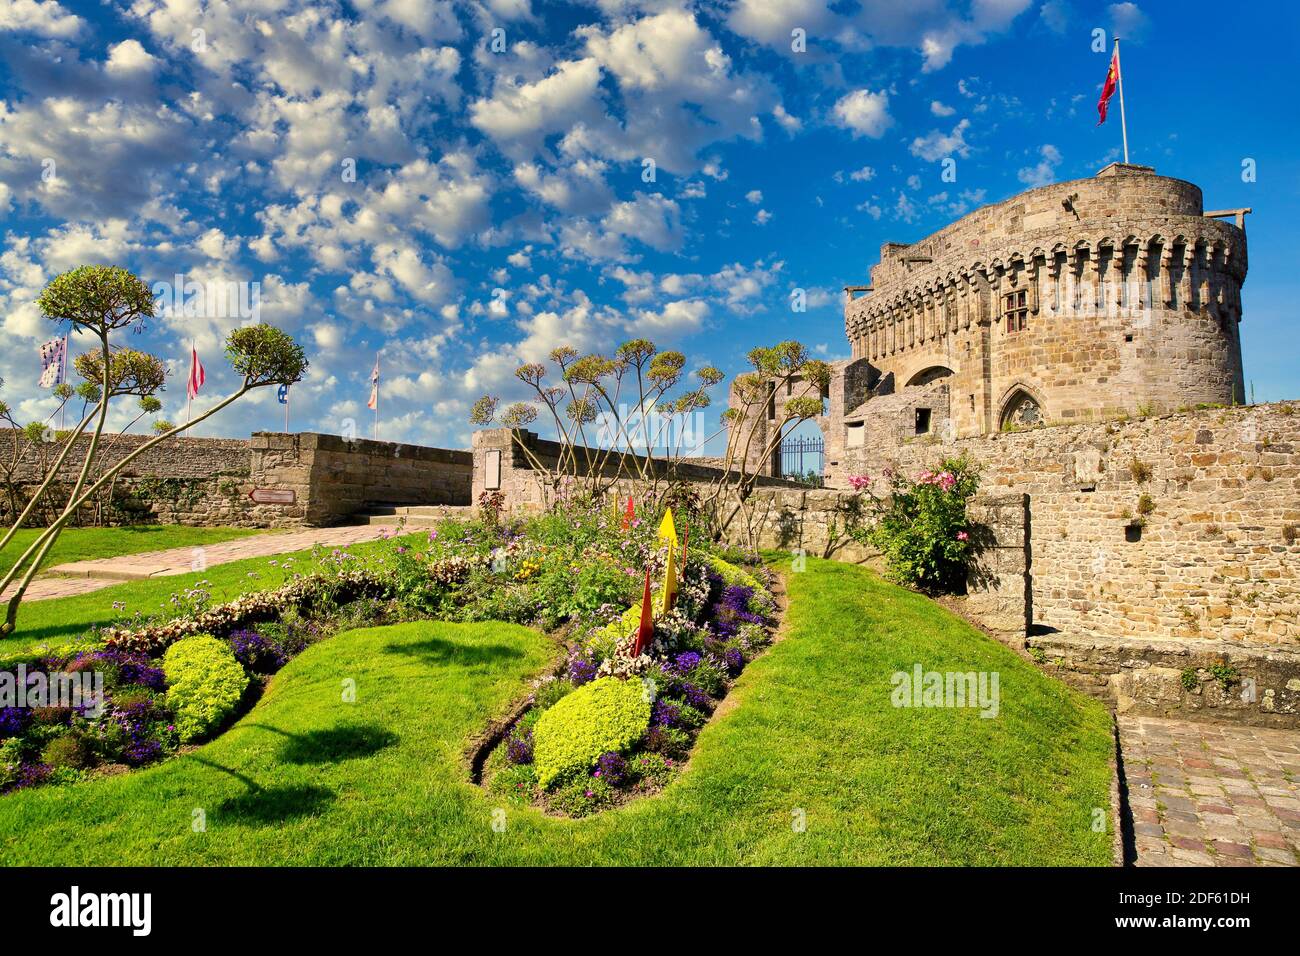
[1, 0, 1296, 449]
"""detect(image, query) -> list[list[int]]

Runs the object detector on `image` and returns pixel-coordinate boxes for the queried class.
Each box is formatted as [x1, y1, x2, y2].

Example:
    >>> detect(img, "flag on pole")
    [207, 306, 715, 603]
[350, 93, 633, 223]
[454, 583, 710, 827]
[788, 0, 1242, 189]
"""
[633, 568, 654, 657]
[186, 345, 205, 400]
[1097, 45, 1120, 125]
[367, 355, 379, 410]
[38, 336, 66, 388]
[277, 383, 289, 405]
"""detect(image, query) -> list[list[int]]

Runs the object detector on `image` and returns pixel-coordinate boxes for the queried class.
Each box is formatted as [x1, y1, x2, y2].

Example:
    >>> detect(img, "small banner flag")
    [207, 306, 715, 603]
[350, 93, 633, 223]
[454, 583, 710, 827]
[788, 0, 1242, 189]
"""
[657, 507, 678, 547]
[1097, 45, 1119, 125]
[633, 568, 654, 657]
[367, 355, 379, 411]
[186, 345, 205, 400]
[622, 496, 635, 531]
[661, 541, 678, 614]
[277, 384, 289, 404]
[37, 336, 66, 388]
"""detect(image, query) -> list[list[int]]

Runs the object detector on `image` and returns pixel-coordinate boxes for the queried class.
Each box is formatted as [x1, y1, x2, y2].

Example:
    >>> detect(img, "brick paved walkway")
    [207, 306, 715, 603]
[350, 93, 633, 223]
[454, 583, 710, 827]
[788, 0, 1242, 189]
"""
[1120, 715, 1300, 866]
[3, 524, 399, 604]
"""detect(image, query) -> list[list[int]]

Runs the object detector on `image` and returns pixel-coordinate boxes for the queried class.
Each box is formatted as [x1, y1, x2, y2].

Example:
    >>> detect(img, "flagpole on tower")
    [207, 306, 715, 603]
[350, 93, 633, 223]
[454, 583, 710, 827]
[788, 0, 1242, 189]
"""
[1114, 37, 1129, 164]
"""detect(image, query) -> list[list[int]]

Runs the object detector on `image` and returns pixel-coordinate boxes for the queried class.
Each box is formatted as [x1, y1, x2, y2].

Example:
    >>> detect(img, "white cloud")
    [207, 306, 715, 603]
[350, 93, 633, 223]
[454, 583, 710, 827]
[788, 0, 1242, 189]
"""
[745, 189, 763, 204]
[1017, 143, 1063, 187]
[0, 0, 82, 37]
[909, 118, 973, 161]
[930, 100, 956, 117]
[105, 39, 158, 77]
[849, 166, 876, 181]
[832, 89, 892, 139]
[753, 209, 772, 225]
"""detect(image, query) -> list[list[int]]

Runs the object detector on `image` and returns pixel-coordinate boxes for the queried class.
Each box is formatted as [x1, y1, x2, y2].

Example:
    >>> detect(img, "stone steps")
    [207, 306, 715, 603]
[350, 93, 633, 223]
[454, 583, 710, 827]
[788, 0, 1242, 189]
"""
[358, 504, 475, 527]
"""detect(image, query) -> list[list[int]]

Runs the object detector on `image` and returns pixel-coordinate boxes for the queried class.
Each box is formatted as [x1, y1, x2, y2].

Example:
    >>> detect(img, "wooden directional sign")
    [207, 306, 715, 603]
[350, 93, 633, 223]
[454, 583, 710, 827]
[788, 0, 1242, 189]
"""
[248, 488, 296, 505]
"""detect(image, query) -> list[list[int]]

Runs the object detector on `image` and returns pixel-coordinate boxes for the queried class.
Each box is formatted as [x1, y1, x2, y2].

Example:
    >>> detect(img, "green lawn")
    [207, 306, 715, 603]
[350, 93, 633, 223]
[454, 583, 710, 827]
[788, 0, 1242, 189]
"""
[0, 525, 266, 580]
[0, 557, 1115, 865]
[2, 533, 400, 657]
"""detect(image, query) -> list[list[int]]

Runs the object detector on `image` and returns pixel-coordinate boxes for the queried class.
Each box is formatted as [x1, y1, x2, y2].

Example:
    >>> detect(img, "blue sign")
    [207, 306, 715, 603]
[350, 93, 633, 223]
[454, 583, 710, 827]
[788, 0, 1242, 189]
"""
[277, 384, 289, 404]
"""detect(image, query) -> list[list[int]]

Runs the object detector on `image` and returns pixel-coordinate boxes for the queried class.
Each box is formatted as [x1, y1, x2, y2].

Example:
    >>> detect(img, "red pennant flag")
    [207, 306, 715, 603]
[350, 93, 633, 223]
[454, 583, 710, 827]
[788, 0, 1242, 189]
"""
[621, 496, 635, 531]
[632, 568, 653, 657]
[186, 345, 205, 400]
[1097, 46, 1119, 125]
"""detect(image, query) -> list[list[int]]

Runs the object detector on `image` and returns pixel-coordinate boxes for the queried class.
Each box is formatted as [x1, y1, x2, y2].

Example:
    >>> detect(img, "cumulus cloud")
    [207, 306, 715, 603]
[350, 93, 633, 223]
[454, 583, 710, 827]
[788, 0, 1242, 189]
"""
[832, 89, 892, 138]
[909, 118, 973, 161]
[1017, 143, 1062, 187]
[0, 0, 83, 37]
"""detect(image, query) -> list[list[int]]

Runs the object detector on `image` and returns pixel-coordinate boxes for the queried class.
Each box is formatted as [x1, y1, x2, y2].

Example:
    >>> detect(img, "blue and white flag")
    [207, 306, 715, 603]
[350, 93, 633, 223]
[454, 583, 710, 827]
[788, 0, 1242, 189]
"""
[277, 383, 289, 404]
[38, 336, 66, 388]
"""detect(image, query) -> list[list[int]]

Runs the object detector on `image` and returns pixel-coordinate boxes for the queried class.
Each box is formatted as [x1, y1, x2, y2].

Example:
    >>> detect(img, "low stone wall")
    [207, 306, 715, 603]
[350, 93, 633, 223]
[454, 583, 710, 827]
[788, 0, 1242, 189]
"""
[471, 428, 804, 511]
[840, 401, 1300, 652]
[1, 429, 473, 528]
[251, 432, 472, 526]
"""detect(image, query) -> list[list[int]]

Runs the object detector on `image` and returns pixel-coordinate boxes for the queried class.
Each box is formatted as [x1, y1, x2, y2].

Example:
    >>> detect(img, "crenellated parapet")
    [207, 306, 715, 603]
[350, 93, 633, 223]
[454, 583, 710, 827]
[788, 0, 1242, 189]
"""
[838, 163, 1248, 443]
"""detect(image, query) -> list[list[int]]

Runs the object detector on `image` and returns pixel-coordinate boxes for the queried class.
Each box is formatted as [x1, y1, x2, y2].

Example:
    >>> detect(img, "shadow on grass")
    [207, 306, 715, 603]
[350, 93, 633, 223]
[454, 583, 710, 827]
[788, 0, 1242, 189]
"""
[190, 754, 336, 825]
[381, 634, 524, 666]
[245, 722, 399, 765]
[216, 784, 335, 824]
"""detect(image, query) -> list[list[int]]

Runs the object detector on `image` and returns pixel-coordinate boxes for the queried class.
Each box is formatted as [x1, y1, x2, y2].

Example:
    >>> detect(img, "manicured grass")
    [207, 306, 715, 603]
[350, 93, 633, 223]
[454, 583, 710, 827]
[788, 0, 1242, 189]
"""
[2, 533, 403, 656]
[0, 525, 265, 580]
[0, 558, 1115, 865]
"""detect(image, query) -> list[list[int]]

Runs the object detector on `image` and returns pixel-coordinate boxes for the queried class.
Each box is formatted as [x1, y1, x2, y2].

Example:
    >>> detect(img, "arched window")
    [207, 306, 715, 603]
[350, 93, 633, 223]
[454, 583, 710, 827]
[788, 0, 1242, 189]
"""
[999, 389, 1044, 431]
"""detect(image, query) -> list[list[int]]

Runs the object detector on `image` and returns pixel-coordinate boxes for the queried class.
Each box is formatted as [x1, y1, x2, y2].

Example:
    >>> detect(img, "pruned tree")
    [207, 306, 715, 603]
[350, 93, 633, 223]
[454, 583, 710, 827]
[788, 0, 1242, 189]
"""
[0, 265, 308, 638]
[468, 337, 829, 545]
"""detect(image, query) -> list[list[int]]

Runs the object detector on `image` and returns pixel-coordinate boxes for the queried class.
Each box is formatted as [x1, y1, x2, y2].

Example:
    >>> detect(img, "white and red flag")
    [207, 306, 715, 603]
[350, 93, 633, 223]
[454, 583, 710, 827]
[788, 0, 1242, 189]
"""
[1097, 45, 1120, 125]
[37, 336, 66, 388]
[367, 355, 379, 410]
[187, 345, 205, 400]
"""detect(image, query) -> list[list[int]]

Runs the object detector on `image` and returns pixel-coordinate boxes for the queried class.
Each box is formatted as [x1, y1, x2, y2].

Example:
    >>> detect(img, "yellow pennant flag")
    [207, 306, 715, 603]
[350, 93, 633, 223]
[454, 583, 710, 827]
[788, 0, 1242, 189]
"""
[662, 540, 678, 613]
[658, 507, 678, 547]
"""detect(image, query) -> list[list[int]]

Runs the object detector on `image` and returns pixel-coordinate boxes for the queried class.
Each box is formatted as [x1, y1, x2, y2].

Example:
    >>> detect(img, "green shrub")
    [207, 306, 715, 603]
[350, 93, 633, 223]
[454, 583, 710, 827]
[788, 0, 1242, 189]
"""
[533, 678, 574, 711]
[704, 554, 762, 592]
[852, 455, 980, 592]
[488, 761, 538, 803]
[548, 776, 615, 817]
[163, 634, 249, 742]
[41, 733, 94, 770]
[628, 752, 675, 787]
[533, 676, 651, 788]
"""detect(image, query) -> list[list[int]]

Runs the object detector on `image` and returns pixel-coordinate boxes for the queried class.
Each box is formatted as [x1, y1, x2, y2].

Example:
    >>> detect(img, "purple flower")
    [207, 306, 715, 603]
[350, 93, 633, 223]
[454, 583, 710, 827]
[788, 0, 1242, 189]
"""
[595, 751, 627, 786]
[227, 630, 288, 674]
[567, 656, 597, 686]
[506, 729, 534, 765]
[652, 699, 682, 727]
[0, 705, 29, 737]
[670, 651, 701, 674]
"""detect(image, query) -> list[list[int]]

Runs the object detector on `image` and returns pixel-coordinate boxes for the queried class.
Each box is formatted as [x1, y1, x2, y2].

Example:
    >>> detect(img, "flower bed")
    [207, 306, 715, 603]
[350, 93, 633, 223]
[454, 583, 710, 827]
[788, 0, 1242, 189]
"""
[1, 501, 772, 800]
[478, 551, 779, 818]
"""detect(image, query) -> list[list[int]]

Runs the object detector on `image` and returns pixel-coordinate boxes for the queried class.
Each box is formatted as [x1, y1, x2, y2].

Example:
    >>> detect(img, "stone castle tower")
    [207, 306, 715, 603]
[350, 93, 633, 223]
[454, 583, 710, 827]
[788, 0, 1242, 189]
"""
[732, 163, 1250, 486]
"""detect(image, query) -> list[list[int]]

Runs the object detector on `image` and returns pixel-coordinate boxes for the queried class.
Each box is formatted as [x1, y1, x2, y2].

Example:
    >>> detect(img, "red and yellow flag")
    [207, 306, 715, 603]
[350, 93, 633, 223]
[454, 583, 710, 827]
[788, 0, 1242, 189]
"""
[1097, 46, 1119, 125]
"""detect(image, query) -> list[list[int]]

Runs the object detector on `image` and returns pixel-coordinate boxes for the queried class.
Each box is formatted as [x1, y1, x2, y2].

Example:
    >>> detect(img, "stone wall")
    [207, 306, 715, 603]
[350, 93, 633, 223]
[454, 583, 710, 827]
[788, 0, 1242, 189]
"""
[1, 429, 472, 528]
[739, 401, 1300, 726]
[1, 431, 257, 527]
[251, 432, 472, 526]
[471, 427, 803, 511]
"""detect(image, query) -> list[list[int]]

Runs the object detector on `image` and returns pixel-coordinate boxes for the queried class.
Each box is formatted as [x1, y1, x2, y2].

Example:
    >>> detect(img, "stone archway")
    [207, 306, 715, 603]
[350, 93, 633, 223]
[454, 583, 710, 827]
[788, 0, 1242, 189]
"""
[905, 365, 955, 388]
